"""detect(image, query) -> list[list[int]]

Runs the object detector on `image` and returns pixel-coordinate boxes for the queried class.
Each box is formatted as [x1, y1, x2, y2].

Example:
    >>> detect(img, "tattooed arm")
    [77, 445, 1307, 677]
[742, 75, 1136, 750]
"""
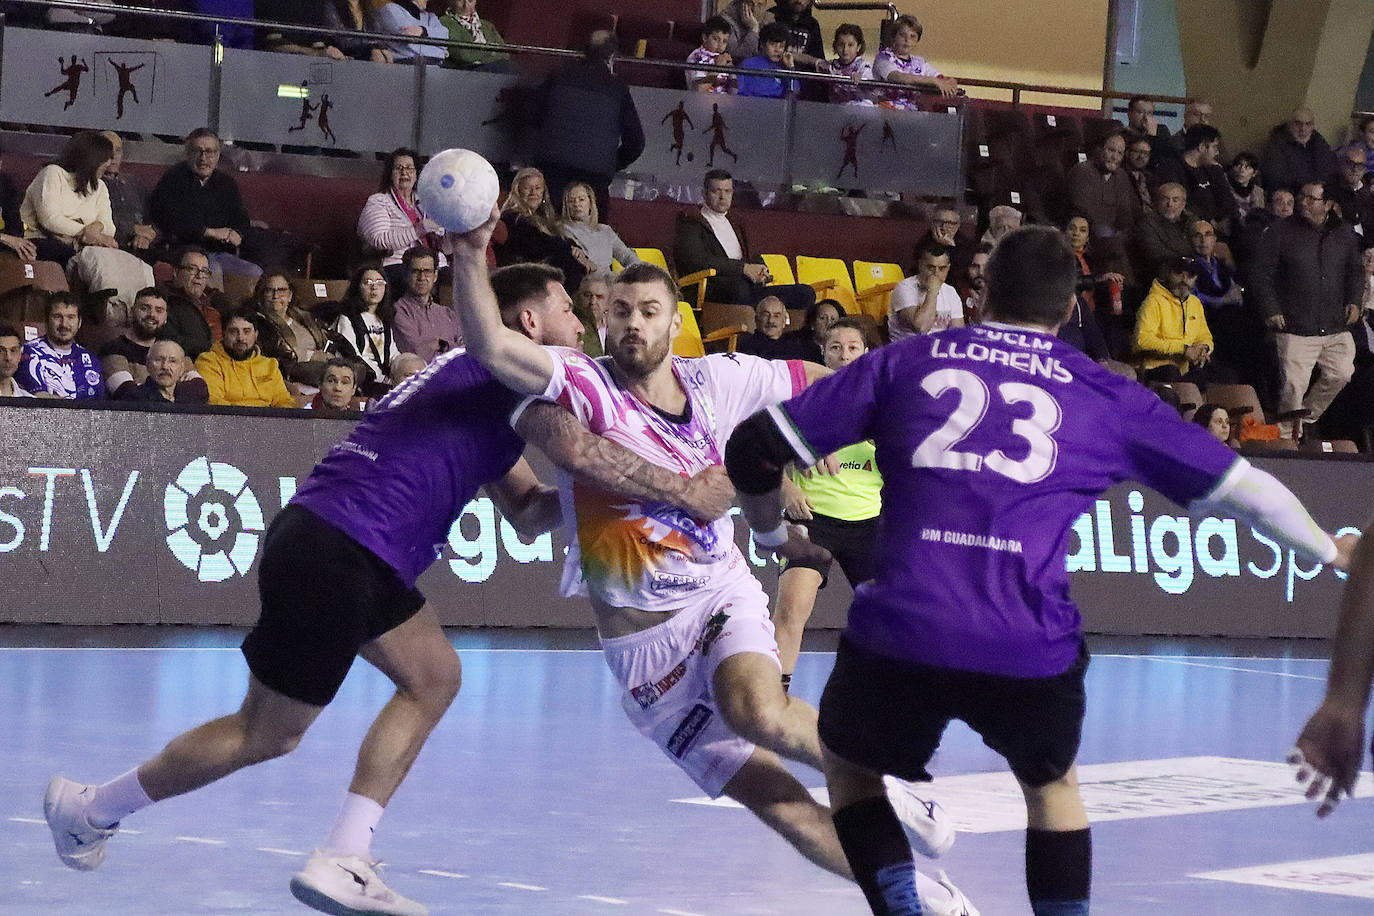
[515, 400, 735, 520]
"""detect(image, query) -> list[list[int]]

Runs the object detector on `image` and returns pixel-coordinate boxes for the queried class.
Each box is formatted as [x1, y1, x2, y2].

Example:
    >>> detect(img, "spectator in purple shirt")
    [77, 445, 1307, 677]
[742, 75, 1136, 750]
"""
[391, 246, 459, 362]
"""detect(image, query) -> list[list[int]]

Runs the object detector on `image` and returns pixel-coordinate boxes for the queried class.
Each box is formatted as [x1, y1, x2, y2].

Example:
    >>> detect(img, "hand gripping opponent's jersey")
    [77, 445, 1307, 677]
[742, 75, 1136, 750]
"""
[519, 348, 806, 611]
[291, 349, 525, 588]
[772, 322, 1239, 678]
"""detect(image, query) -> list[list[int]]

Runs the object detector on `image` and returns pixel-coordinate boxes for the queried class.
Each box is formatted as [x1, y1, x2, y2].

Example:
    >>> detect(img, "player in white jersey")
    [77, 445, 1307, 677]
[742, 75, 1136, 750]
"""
[448, 215, 975, 914]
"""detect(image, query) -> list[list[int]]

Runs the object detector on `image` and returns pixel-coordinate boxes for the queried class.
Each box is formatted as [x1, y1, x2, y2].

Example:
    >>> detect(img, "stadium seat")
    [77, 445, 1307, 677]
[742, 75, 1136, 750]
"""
[852, 260, 904, 323]
[0, 258, 67, 327]
[1300, 439, 1359, 455]
[634, 246, 717, 311]
[632, 247, 670, 272]
[290, 277, 349, 309]
[1205, 384, 1264, 421]
[795, 256, 859, 316]
[673, 301, 745, 357]
[760, 253, 796, 285]
[700, 302, 755, 335]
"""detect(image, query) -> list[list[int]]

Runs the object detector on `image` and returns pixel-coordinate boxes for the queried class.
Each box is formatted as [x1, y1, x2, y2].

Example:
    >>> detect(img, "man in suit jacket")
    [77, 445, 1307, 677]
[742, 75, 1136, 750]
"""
[673, 170, 815, 311]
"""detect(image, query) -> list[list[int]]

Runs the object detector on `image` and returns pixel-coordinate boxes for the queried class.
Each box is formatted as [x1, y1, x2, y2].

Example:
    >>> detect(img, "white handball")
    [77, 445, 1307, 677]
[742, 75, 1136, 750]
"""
[417, 148, 500, 233]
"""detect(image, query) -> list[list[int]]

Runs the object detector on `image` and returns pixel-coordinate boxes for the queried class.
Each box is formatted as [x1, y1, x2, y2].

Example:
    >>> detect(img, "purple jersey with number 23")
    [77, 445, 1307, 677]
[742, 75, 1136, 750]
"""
[772, 323, 1239, 678]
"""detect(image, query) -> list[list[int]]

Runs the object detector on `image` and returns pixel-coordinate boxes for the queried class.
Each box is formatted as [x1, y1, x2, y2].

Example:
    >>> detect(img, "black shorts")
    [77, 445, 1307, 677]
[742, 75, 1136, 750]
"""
[241, 505, 426, 707]
[818, 636, 1089, 788]
[781, 512, 877, 588]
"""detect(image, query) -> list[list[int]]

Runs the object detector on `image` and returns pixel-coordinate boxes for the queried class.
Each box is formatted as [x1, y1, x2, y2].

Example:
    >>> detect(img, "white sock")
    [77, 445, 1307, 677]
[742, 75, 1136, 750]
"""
[87, 768, 154, 828]
[322, 793, 385, 858]
[915, 870, 953, 908]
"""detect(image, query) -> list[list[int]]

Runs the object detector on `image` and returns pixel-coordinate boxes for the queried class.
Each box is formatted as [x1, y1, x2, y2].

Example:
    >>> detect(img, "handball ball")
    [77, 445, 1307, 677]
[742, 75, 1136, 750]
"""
[417, 149, 500, 233]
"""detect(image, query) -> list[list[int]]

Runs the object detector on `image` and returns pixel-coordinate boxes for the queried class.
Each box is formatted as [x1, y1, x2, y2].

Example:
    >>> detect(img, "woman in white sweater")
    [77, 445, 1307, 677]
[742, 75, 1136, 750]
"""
[356, 146, 445, 286]
[560, 181, 641, 275]
[20, 131, 119, 266]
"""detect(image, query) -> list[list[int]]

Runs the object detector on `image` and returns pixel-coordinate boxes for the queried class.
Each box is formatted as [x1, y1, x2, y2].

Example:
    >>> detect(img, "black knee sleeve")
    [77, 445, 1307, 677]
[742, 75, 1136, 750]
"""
[1026, 827, 1091, 914]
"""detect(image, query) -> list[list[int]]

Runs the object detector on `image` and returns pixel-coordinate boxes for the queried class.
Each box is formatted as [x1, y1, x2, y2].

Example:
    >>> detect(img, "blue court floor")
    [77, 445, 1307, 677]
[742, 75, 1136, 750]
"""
[4, 628, 1373, 915]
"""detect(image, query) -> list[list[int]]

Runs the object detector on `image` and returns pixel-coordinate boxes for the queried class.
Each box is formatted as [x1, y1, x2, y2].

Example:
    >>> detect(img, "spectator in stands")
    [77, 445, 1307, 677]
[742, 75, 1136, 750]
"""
[0, 142, 35, 262]
[1254, 181, 1364, 436]
[1228, 151, 1266, 226]
[1192, 403, 1233, 445]
[1192, 217, 1267, 396]
[0, 324, 33, 398]
[768, 0, 826, 72]
[391, 246, 457, 362]
[720, 0, 764, 61]
[1133, 257, 1226, 384]
[16, 291, 101, 399]
[264, 0, 393, 62]
[99, 286, 164, 395]
[981, 205, 1023, 246]
[1190, 221, 1240, 309]
[1131, 182, 1195, 285]
[1182, 98, 1214, 132]
[358, 147, 445, 288]
[1126, 96, 1175, 168]
[736, 295, 814, 360]
[196, 308, 295, 408]
[1058, 291, 1113, 365]
[149, 129, 260, 280]
[560, 181, 640, 276]
[251, 271, 332, 386]
[531, 30, 645, 219]
[737, 22, 801, 99]
[377, 0, 447, 64]
[871, 13, 957, 105]
[888, 241, 961, 341]
[573, 272, 609, 357]
[1261, 107, 1337, 197]
[439, 0, 510, 70]
[687, 17, 735, 93]
[673, 169, 816, 311]
[828, 23, 874, 106]
[497, 168, 590, 295]
[1122, 131, 1157, 217]
[1353, 115, 1374, 174]
[19, 130, 118, 266]
[99, 131, 156, 255]
[387, 352, 425, 386]
[914, 204, 969, 277]
[1065, 215, 1126, 313]
[117, 339, 207, 404]
[1067, 130, 1134, 240]
[798, 298, 842, 362]
[160, 245, 230, 360]
[1157, 125, 1239, 238]
[1328, 144, 1374, 238]
[333, 264, 394, 385]
[308, 358, 359, 415]
[962, 242, 992, 324]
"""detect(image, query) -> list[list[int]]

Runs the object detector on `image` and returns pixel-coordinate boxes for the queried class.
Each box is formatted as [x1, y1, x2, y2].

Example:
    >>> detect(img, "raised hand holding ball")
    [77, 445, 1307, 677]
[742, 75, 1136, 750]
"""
[417, 149, 500, 234]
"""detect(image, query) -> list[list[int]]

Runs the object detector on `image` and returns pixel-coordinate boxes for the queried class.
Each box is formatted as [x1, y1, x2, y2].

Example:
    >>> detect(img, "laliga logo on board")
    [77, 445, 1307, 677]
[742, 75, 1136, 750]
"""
[163, 457, 263, 582]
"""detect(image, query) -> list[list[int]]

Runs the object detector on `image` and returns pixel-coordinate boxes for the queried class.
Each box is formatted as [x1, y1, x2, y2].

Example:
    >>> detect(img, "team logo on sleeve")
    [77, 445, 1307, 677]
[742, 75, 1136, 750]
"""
[163, 457, 264, 582]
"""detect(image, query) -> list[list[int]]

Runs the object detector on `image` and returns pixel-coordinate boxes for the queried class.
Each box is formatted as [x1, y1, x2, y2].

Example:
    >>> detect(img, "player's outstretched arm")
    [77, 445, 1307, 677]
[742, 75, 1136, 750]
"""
[724, 407, 830, 568]
[486, 458, 562, 536]
[1293, 527, 1374, 816]
[444, 207, 554, 396]
[516, 401, 736, 521]
[1204, 460, 1344, 569]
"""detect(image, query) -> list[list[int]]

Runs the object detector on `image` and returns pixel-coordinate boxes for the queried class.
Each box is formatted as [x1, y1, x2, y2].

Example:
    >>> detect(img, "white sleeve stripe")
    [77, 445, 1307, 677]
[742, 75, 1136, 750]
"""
[766, 404, 819, 467]
[1194, 455, 1249, 507]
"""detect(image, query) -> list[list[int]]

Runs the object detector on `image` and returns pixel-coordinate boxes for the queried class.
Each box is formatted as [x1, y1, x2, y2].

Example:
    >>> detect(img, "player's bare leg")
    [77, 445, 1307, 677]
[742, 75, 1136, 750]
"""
[723, 747, 852, 878]
[713, 651, 823, 769]
[1019, 766, 1091, 916]
[772, 567, 824, 676]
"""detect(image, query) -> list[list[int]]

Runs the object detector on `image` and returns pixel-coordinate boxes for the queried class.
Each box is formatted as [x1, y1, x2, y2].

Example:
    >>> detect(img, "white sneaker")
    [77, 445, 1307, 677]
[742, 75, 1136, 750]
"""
[44, 776, 119, 871]
[289, 850, 428, 916]
[924, 870, 980, 916]
[884, 774, 956, 858]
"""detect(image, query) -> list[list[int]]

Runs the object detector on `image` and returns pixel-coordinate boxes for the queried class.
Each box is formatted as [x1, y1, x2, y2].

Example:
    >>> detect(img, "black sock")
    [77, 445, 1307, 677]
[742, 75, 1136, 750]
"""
[780, 672, 792, 693]
[832, 798, 924, 915]
[1026, 827, 1091, 916]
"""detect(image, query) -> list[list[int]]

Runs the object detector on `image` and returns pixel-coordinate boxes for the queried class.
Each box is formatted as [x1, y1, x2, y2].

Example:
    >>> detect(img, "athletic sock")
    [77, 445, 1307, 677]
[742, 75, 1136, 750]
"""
[323, 792, 385, 859]
[87, 767, 154, 828]
[780, 673, 792, 694]
[833, 797, 925, 915]
[1026, 827, 1091, 916]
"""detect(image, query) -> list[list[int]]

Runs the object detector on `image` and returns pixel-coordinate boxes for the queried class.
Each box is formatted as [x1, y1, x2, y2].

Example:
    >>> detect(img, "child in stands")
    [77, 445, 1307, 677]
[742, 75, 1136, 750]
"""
[829, 23, 874, 106]
[687, 17, 735, 93]
[873, 13, 958, 109]
[737, 22, 800, 99]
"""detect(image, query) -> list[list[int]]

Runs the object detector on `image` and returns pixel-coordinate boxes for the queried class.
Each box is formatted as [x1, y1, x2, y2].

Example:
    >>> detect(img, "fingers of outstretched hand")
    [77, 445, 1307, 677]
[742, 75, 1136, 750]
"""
[1288, 746, 1347, 817]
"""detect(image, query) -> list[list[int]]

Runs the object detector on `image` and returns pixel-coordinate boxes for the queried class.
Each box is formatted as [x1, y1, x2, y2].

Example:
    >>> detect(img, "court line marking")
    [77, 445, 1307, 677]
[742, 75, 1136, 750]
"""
[8, 817, 45, 825]
[578, 895, 628, 904]
[257, 847, 304, 856]
[174, 835, 224, 845]
[419, 869, 468, 879]
[658, 909, 706, 916]
[497, 881, 547, 891]
[1125, 657, 1327, 681]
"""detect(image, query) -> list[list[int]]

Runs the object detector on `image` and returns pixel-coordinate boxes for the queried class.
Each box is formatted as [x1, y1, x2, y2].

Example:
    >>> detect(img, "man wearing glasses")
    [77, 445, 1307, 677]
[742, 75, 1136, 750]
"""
[392, 246, 459, 362]
[149, 128, 261, 281]
[1261, 106, 1338, 198]
[159, 245, 232, 360]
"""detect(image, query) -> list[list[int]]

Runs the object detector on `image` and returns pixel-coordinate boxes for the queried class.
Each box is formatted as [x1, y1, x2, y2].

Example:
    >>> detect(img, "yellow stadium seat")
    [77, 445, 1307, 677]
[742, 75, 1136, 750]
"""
[795, 256, 859, 316]
[633, 247, 670, 271]
[760, 253, 795, 285]
[673, 301, 746, 356]
[853, 260, 905, 323]
[634, 247, 717, 312]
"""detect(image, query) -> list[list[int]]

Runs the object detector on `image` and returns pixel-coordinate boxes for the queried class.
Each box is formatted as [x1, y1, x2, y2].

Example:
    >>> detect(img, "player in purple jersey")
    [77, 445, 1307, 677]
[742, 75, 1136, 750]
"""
[42, 263, 735, 916]
[449, 213, 977, 914]
[725, 226, 1356, 916]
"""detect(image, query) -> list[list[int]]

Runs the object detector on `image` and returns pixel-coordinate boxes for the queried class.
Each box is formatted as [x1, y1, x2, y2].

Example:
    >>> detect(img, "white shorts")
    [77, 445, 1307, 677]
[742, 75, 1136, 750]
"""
[599, 571, 781, 797]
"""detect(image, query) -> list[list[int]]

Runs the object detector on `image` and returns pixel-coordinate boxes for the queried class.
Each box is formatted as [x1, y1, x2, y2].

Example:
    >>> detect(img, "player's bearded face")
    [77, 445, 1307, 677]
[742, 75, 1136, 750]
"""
[607, 286, 674, 379]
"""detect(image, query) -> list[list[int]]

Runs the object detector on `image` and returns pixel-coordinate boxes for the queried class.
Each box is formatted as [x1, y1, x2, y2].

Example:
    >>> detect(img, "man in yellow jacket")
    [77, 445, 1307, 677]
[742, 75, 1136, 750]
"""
[195, 309, 295, 408]
[1132, 256, 1230, 384]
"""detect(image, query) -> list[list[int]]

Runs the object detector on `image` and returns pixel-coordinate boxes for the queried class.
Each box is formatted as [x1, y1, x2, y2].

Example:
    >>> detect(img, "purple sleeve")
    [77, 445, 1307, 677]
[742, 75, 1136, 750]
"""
[1118, 386, 1240, 506]
[776, 349, 882, 462]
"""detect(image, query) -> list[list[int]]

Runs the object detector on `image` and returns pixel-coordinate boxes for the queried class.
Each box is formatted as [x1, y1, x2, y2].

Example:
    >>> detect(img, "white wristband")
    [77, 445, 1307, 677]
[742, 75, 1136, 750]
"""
[752, 523, 788, 548]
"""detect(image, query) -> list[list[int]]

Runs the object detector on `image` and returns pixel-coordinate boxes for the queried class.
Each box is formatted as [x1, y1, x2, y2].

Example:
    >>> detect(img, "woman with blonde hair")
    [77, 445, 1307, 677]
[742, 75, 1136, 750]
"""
[560, 181, 640, 275]
[496, 167, 591, 292]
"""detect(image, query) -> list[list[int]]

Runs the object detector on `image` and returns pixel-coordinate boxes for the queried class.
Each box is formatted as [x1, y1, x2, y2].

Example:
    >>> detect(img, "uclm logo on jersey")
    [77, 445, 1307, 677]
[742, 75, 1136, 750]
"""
[163, 457, 264, 582]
